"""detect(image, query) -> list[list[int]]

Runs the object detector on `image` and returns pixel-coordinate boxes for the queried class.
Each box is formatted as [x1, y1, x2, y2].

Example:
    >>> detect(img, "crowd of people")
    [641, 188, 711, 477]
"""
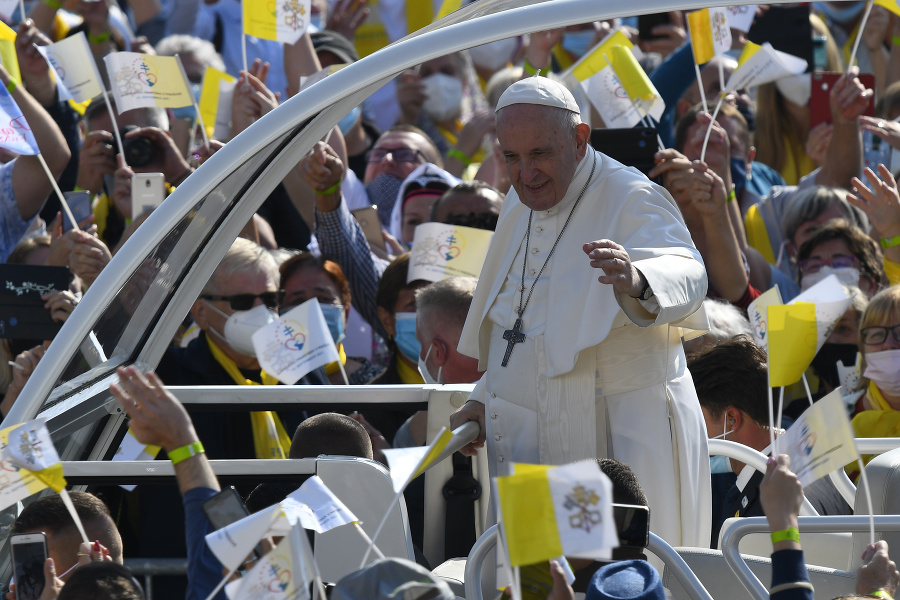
[4, 0, 900, 598]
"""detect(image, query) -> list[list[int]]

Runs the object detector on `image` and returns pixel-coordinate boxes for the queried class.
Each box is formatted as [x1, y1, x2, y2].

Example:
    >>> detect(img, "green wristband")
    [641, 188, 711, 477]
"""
[168, 441, 204, 465]
[726, 187, 736, 203]
[523, 57, 541, 76]
[43, 0, 62, 9]
[865, 591, 893, 600]
[5, 76, 17, 94]
[881, 234, 900, 249]
[447, 148, 472, 167]
[89, 31, 111, 44]
[313, 180, 342, 196]
[770, 527, 800, 544]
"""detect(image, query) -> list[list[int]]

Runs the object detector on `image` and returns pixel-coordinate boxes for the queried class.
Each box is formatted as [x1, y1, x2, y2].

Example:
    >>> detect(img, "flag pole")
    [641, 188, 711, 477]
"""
[100, 88, 128, 169]
[359, 488, 403, 567]
[767, 378, 776, 454]
[847, 1, 874, 74]
[36, 153, 80, 233]
[241, 2, 249, 75]
[775, 386, 785, 432]
[174, 54, 210, 152]
[202, 568, 233, 600]
[338, 359, 350, 386]
[353, 522, 385, 559]
[59, 487, 90, 544]
[699, 93, 725, 163]
[801, 373, 815, 407]
[17, 0, 24, 24]
[856, 454, 876, 546]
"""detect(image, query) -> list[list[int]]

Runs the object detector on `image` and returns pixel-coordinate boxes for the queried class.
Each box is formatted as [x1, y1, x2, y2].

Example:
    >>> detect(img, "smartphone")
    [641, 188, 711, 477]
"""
[62, 191, 93, 232]
[130, 172, 165, 219]
[202, 487, 263, 560]
[863, 129, 892, 175]
[11, 532, 47, 600]
[613, 503, 650, 548]
[589, 128, 658, 176]
[638, 13, 670, 41]
[350, 205, 387, 252]
[810, 72, 875, 129]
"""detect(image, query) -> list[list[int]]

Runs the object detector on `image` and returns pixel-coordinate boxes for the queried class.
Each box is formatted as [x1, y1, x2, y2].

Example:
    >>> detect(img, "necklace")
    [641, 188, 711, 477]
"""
[501, 153, 597, 367]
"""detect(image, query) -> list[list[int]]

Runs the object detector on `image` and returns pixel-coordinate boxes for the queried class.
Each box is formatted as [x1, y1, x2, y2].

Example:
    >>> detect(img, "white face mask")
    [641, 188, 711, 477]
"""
[801, 265, 861, 291]
[417, 342, 442, 385]
[775, 73, 812, 107]
[421, 73, 464, 123]
[468, 38, 518, 73]
[864, 349, 900, 396]
[206, 302, 278, 357]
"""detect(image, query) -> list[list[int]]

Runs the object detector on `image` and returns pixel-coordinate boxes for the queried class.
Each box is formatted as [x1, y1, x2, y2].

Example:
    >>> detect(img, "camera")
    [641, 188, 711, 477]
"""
[118, 125, 159, 167]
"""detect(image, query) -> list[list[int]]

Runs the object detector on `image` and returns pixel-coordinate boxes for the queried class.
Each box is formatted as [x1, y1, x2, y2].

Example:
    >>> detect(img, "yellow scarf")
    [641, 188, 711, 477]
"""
[205, 336, 291, 459]
[780, 133, 817, 186]
[849, 382, 900, 475]
[396, 354, 425, 384]
[324, 344, 348, 376]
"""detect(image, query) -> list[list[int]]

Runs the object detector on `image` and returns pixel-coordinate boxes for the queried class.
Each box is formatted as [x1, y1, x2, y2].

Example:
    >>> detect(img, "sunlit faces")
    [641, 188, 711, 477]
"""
[496, 104, 589, 211]
[200, 268, 279, 338]
[281, 267, 342, 311]
[792, 204, 851, 251]
[363, 131, 433, 183]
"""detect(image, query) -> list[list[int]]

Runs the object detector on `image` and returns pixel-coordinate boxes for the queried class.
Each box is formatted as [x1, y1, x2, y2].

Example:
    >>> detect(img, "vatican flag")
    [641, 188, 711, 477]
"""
[687, 7, 732, 65]
[104, 52, 194, 114]
[767, 303, 818, 387]
[1, 418, 66, 493]
[875, 0, 900, 17]
[243, 0, 312, 45]
[725, 41, 807, 92]
[498, 461, 618, 567]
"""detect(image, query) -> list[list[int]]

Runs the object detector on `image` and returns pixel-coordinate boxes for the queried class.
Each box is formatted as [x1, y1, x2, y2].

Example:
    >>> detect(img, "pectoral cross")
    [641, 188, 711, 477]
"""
[501, 318, 526, 367]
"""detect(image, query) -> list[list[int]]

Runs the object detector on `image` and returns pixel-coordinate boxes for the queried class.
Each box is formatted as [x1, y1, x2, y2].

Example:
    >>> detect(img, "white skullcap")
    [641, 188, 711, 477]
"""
[494, 75, 579, 114]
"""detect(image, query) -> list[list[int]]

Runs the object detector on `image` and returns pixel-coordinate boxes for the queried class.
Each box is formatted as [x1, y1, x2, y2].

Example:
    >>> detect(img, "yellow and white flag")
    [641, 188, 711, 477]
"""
[225, 522, 316, 600]
[111, 429, 161, 491]
[103, 52, 194, 114]
[243, 0, 312, 45]
[286, 475, 358, 533]
[497, 461, 618, 567]
[724, 5, 757, 32]
[767, 303, 818, 387]
[875, 0, 900, 17]
[608, 45, 665, 122]
[1, 418, 66, 493]
[0, 423, 53, 512]
[34, 33, 103, 103]
[783, 389, 858, 486]
[0, 21, 20, 84]
[382, 427, 453, 493]
[725, 41, 808, 92]
[408, 222, 493, 283]
[787, 274, 852, 354]
[252, 298, 340, 385]
[687, 7, 732, 65]
[199, 65, 235, 140]
[746, 284, 783, 349]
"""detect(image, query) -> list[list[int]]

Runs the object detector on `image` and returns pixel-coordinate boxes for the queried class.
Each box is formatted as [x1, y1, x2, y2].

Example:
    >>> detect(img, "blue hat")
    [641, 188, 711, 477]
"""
[585, 560, 666, 600]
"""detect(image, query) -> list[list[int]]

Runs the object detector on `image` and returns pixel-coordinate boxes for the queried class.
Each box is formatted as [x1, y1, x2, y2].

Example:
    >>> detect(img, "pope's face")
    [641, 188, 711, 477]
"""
[496, 104, 588, 211]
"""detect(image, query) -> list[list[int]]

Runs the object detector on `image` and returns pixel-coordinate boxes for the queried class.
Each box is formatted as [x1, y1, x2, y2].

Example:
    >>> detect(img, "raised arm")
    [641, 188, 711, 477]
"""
[815, 68, 871, 190]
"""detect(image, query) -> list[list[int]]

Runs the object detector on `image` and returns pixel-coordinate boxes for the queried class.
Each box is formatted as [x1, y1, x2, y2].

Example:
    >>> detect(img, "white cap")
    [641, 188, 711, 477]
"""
[494, 75, 580, 114]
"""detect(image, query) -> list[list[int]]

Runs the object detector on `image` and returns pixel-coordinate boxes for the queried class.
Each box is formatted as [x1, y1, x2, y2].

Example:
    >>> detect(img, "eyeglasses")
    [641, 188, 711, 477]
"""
[201, 292, 280, 311]
[797, 255, 858, 276]
[861, 324, 900, 345]
[365, 147, 426, 164]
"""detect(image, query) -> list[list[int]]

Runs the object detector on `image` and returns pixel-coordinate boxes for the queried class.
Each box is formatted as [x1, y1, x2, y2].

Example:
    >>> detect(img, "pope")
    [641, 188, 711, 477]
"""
[449, 76, 712, 547]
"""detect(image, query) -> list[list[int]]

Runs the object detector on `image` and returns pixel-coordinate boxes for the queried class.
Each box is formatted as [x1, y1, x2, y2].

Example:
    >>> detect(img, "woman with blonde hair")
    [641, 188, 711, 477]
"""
[754, 14, 843, 185]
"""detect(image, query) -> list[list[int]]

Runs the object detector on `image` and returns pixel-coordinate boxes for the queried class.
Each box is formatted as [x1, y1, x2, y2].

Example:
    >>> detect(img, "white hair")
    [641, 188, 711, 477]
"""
[204, 238, 279, 295]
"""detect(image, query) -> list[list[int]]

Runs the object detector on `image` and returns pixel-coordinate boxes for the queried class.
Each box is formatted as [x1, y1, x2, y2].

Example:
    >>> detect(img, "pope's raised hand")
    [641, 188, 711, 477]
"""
[583, 240, 645, 297]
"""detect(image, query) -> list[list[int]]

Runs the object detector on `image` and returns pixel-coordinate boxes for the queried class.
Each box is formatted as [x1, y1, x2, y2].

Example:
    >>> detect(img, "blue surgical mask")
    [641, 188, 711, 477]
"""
[814, 2, 866, 24]
[710, 455, 732, 474]
[338, 106, 360, 136]
[730, 157, 748, 194]
[170, 82, 201, 120]
[310, 13, 323, 30]
[562, 30, 595, 58]
[393, 312, 421, 362]
[321, 304, 346, 344]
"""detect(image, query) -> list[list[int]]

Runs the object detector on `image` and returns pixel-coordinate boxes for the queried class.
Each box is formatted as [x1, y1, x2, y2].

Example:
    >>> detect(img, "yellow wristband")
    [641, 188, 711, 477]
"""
[6, 77, 17, 94]
[770, 527, 800, 544]
[168, 441, 204, 465]
[447, 148, 472, 167]
[313, 180, 342, 196]
[726, 187, 736, 203]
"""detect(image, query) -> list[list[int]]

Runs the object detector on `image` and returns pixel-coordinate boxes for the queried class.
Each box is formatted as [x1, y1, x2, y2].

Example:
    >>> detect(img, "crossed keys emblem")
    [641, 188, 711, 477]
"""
[564, 485, 602, 533]
[16, 429, 43, 466]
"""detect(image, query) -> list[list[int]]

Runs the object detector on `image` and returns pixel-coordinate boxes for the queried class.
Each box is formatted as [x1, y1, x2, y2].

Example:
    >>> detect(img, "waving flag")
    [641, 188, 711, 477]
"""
[746, 285, 783, 349]
[498, 461, 618, 567]
[243, 0, 313, 44]
[687, 7, 732, 65]
[726, 41, 808, 91]
[767, 303, 818, 387]
[382, 427, 453, 493]
[225, 522, 316, 600]
[608, 45, 664, 121]
[199, 65, 235, 140]
[0, 21, 19, 84]
[0, 84, 39, 155]
[875, 0, 900, 17]
[724, 5, 757, 32]
[787, 274, 852, 354]
[783, 390, 858, 486]
[286, 476, 358, 533]
[2, 419, 66, 492]
[408, 223, 493, 283]
[104, 52, 194, 114]
[35, 32, 103, 103]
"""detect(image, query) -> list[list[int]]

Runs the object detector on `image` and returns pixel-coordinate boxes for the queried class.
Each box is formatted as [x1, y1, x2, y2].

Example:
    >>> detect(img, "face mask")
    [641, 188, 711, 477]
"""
[811, 343, 859, 389]
[170, 82, 202, 120]
[206, 302, 278, 357]
[337, 106, 360, 136]
[736, 100, 756, 133]
[417, 342, 442, 384]
[562, 30, 595, 58]
[864, 349, 900, 396]
[710, 421, 735, 473]
[421, 73, 464, 123]
[393, 312, 421, 363]
[468, 38, 518, 73]
[814, 1, 866, 24]
[309, 13, 322, 30]
[801, 265, 860, 291]
[320, 304, 346, 344]
[776, 74, 812, 107]
[730, 157, 748, 194]
[367, 173, 404, 226]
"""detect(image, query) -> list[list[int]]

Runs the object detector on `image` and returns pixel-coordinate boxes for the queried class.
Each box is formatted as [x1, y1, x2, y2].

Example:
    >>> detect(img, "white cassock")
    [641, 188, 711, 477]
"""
[459, 148, 712, 548]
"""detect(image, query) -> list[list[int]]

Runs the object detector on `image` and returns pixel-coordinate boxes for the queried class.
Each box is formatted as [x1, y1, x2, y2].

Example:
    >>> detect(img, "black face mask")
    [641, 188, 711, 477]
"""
[810, 343, 859, 389]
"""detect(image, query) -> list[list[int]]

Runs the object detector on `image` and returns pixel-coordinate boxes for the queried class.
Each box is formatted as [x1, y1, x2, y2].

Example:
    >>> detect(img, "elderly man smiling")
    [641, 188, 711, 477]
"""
[450, 76, 711, 547]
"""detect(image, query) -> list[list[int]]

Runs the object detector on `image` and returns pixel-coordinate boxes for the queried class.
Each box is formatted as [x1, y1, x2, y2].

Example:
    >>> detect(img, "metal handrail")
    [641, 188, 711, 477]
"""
[647, 533, 714, 600]
[721, 515, 900, 600]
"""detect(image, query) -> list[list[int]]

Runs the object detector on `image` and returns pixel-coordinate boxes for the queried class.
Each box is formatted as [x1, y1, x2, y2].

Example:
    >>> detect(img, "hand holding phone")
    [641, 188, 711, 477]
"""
[131, 172, 165, 220]
[11, 532, 47, 600]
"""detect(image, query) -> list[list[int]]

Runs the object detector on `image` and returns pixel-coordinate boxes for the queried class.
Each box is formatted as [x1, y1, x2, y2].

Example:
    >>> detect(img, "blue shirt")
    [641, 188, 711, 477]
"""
[0, 160, 30, 263]
[183, 487, 227, 600]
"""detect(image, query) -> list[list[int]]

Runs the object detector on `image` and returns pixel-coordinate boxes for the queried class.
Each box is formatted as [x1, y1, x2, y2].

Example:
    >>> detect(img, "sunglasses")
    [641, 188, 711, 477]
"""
[365, 147, 426, 164]
[797, 255, 858, 276]
[201, 292, 280, 311]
